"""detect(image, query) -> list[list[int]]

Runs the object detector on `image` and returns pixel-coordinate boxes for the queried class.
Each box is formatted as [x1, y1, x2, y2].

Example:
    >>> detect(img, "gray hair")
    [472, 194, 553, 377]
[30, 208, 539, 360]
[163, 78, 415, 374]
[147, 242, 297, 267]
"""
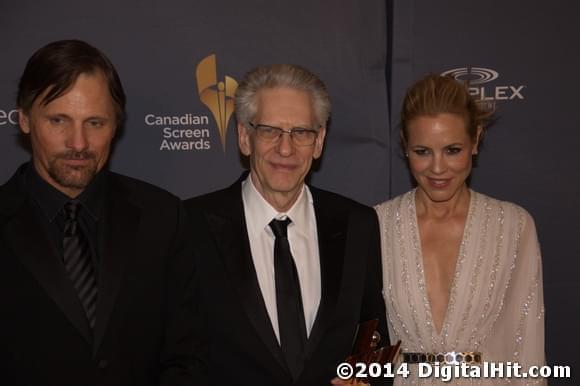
[234, 64, 331, 128]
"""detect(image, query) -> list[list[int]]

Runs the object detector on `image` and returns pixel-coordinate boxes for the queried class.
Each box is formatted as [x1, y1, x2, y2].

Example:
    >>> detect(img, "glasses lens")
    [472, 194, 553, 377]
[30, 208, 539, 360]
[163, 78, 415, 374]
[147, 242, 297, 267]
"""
[252, 124, 318, 145]
[291, 129, 317, 146]
[255, 126, 281, 141]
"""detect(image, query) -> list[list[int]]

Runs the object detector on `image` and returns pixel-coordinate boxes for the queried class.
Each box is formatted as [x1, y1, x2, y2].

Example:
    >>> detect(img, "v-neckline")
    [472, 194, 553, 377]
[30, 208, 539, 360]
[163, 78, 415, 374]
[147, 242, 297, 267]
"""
[409, 188, 476, 340]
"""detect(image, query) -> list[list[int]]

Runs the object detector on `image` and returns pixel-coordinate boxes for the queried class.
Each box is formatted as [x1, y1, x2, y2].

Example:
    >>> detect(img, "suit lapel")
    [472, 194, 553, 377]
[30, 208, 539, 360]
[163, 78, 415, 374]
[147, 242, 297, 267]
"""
[205, 180, 289, 375]
[93, 176, 140, 354]
[0, 173, 93, 344]
[202, 181, 349, 381]
[304, 188, 346, 359]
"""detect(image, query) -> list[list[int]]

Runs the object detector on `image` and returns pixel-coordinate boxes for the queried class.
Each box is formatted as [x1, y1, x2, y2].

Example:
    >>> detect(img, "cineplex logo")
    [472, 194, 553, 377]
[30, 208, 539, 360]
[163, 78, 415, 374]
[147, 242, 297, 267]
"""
[145, 54, 238, 152]
[441, 67, 525, 102]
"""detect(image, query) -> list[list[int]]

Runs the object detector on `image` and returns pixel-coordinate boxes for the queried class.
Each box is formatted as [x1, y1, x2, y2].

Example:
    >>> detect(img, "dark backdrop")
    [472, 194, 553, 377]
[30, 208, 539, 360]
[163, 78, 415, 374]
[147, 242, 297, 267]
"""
[390, 2, 579, 383]
[0, 1, 577, 383]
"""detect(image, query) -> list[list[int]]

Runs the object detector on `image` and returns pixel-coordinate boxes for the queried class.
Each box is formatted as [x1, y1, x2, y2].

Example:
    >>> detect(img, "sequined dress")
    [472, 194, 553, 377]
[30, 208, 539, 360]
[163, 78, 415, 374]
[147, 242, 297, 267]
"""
[375, 190, 545, 385]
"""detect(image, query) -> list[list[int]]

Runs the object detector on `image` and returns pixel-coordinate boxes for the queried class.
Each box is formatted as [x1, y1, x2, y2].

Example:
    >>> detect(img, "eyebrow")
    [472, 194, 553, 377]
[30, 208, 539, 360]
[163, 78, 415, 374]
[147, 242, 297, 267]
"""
[256, 123, 317, 131]
[43, 113, 111, 123]
[84, 116, 109, 121]
[410, 142, 464, 149]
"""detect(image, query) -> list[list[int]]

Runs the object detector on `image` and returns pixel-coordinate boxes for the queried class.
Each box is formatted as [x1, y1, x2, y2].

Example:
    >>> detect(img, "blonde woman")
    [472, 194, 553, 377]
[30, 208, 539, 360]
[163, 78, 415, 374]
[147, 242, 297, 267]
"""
[375, 75, 545, 385]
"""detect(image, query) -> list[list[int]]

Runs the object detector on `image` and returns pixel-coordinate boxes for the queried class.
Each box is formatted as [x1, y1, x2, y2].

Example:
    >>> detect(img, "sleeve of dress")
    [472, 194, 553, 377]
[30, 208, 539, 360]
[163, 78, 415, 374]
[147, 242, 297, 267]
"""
[488, 207, 546, 384]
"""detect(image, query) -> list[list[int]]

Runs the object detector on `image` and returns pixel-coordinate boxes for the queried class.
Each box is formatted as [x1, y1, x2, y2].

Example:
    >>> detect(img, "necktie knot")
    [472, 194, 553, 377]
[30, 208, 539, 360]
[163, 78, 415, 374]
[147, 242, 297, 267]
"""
[63, 201, 81, 236]
[269, 217, 292, 238]
[64, 200, 80, 221]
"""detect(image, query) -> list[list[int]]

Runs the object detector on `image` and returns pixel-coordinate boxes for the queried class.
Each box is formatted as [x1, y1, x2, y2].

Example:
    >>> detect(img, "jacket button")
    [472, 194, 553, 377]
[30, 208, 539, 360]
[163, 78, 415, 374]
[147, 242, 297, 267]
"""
[97, 359, 108, 369]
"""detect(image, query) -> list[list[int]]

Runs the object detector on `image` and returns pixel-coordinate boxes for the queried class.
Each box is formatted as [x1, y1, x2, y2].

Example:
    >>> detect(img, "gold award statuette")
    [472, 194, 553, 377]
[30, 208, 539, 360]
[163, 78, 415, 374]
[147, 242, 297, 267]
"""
[196, 54, 238, 151]
[345, 319, 401, 380]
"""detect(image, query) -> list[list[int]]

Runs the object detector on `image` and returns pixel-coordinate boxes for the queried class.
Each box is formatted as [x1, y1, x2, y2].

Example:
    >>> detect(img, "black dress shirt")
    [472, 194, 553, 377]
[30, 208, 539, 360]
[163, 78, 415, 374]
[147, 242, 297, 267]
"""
[19, 163, 106, 275]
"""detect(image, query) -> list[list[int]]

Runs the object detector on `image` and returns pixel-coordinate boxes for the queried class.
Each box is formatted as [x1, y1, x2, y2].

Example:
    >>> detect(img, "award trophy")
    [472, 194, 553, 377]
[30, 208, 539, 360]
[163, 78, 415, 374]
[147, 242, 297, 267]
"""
[344, 319, 401, 381]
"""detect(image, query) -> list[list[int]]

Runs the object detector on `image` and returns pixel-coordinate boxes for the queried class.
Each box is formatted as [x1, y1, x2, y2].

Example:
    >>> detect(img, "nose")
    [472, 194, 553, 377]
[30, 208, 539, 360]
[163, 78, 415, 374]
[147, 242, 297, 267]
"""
[65, 124, 89, 152]
[276, 131, 295, 157]
[430, 152, 447, 174]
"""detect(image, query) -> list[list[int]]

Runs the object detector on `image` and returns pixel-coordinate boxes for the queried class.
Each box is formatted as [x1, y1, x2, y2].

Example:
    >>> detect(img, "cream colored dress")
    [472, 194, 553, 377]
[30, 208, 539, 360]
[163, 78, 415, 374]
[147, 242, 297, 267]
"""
[375, 190, 546, 385]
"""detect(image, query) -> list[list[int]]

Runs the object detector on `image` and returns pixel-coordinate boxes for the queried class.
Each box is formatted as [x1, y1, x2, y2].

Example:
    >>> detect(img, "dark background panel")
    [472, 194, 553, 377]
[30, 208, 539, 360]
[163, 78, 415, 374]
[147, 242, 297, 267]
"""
[390, 1, 580, 383]
[0, 0, 390, 205]
[0, 0, 576, 383]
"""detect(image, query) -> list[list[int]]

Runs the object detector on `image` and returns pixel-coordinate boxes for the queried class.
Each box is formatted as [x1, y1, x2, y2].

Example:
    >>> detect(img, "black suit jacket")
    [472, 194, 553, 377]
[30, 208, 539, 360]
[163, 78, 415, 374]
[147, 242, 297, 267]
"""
[185, 176, 390, 385]
[0, 165, 196, 386]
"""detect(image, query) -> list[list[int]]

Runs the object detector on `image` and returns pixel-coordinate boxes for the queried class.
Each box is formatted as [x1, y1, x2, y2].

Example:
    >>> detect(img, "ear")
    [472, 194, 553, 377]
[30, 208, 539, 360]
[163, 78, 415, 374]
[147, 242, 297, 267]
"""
[472, 125, 483, 155]
[238, 122, 252, 156]
[18, 109, 31, 134]
[312, 126, 326, 159]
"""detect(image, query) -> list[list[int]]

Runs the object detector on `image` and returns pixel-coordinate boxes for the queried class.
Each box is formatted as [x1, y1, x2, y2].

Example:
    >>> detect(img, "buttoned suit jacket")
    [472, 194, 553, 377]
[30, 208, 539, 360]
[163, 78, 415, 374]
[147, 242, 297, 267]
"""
[0, 165, 197, 386]
[184, 176, 390, 385]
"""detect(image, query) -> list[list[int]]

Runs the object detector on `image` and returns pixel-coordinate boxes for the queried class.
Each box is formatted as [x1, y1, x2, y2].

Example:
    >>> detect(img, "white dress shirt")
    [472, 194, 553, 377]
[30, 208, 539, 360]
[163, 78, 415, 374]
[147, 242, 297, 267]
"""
[242, 175, 321, 342]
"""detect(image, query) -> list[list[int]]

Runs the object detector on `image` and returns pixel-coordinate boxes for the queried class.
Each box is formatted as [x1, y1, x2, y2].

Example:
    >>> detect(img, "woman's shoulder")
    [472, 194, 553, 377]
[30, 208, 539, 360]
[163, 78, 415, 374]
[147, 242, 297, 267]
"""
[471, 190, 536, 226]
[374, 189, 414, 217]
[373, 189, 536, 226]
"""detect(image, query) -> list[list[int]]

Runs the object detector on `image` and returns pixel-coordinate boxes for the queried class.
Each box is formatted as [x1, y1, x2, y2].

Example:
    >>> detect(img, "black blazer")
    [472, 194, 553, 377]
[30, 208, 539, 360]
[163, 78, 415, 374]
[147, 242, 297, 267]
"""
[0, 166, 197, 386]
[185, 176, 390, 385]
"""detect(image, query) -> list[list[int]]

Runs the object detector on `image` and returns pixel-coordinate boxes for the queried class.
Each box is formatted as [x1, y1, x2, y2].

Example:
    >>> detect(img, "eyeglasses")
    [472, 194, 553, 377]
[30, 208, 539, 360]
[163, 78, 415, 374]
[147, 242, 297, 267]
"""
[248, 122, 319, 146]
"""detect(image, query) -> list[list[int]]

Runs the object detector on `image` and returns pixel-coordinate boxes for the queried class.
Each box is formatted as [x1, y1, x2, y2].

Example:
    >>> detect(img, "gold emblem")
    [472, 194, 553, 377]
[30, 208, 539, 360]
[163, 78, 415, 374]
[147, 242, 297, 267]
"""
[196, 54, 238, 151]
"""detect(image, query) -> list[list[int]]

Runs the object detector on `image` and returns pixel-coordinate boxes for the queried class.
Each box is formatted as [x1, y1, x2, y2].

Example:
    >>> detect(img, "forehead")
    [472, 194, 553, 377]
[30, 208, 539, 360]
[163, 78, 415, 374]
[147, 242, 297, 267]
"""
[407, 113, 470, 144]
[254, 86, 315, 125]
[35, 71, 114, 114]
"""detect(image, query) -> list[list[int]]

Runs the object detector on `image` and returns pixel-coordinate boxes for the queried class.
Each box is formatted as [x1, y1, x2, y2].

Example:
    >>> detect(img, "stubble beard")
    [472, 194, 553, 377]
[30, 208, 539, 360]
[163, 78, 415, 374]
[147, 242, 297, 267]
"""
[47, 150, 98, 191]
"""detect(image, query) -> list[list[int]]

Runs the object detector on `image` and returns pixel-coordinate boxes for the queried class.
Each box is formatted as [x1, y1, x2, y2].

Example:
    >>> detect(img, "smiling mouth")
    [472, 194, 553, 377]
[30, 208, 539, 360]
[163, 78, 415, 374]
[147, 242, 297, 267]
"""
[427, 178, 451, 188]
[270, 162, 297, 171]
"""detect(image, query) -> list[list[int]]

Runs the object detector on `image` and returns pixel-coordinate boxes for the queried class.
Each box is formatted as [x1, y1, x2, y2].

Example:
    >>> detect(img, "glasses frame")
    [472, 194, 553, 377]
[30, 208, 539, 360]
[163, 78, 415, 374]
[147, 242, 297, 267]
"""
[247, 122, 320, 146]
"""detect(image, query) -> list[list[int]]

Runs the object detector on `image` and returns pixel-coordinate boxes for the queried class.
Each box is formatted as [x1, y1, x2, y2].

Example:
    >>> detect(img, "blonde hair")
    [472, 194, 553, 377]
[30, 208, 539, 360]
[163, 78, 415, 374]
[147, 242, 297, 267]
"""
[401, 74, 493, 144]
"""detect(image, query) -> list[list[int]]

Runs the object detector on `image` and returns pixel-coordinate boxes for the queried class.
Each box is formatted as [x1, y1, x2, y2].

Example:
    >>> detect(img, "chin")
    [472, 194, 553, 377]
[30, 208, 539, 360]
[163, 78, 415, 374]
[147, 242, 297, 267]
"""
[58, 175, 92, 190]
[424, 192, 455, 203]
[271, 183, 299, 194]
[52, 165, 97, 190]
[270, 172, 298, 186]
[418, 184, 465, 203]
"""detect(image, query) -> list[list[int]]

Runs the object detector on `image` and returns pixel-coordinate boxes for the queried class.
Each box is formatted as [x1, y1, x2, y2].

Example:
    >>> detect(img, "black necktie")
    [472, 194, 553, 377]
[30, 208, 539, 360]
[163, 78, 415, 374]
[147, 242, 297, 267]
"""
[269, 217, 307, 380]
[63, 200, 98, 329]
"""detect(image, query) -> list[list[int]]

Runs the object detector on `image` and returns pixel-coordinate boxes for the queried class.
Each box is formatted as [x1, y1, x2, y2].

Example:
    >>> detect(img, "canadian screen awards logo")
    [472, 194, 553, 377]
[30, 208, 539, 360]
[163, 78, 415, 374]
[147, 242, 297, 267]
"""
[196, 54, 238, 151]
[441, 67, 525, 108]
[146, 54, 238, 152]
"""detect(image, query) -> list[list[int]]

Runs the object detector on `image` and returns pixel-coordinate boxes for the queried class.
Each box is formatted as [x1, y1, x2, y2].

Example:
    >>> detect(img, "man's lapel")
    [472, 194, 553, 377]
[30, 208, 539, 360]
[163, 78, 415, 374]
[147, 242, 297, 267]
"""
[93, 175, 140, 354]
[304, 187, 346, 359]
[0, 172, 93, 344]
[204, 179, 289, 375]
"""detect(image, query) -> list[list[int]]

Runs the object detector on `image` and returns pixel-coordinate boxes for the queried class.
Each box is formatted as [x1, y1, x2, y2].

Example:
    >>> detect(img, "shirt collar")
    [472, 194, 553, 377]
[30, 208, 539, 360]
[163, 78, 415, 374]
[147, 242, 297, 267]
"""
[242, 174, 313, 238]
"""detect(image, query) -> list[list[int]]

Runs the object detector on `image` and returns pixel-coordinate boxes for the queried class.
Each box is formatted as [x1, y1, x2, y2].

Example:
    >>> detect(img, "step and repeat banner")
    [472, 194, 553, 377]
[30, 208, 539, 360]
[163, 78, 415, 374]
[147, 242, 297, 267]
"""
[0, 0, 390, 204]
[1, 0, 578, 383]
[390, 1, 579, 383]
